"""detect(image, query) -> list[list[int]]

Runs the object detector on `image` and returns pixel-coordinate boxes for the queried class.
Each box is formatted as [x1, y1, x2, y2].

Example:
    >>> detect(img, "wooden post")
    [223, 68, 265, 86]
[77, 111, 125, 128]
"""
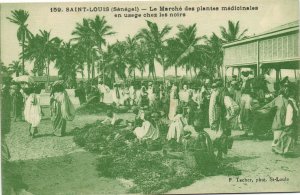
[257, 41, 260, 76]
[275, 68, 280, 82]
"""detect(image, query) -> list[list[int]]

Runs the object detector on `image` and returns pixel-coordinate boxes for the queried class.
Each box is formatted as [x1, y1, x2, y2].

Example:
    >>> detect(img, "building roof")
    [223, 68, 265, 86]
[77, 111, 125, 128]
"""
[223, 20, 299, 48]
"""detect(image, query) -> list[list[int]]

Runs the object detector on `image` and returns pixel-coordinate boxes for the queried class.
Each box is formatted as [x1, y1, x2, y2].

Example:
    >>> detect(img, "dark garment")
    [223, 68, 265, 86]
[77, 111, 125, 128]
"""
[11, 91, 23, 119]
[184, 131, 217, 172]
[1, 88, 11, 136]
[75, 87, 86, 105]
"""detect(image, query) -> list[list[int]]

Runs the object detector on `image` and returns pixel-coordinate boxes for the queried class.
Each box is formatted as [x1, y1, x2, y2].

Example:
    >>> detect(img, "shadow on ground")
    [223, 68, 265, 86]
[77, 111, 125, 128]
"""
[11, 151, 126, 195]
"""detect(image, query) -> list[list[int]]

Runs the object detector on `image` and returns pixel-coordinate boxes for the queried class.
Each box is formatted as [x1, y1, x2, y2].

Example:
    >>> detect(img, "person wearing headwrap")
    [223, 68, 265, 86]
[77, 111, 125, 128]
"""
[50, 83, 75, 137]
[260, 84, 298, 155]
[209, 80, 238, 159]
[23, 86, 41, 137]
[133, 110, 159, 141]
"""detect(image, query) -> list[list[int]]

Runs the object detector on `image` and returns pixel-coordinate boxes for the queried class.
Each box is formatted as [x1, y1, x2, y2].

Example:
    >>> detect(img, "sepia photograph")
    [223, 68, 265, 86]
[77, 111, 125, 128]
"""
[0, 0, 299, 194]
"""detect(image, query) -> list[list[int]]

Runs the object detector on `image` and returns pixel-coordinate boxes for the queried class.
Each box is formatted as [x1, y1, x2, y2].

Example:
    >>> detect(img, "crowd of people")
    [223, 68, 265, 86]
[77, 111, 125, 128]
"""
[1, 69, 299, 194]
[74, 69, 299, 158]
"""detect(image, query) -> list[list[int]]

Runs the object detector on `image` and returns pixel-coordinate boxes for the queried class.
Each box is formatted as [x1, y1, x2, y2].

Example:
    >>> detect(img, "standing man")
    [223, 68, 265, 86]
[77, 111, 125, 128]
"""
[75, 81, 87, 105]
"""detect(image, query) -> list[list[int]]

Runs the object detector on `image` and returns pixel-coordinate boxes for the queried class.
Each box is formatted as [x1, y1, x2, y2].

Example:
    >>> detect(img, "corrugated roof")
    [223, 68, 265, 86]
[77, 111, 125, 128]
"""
[262, 20, 299, 35]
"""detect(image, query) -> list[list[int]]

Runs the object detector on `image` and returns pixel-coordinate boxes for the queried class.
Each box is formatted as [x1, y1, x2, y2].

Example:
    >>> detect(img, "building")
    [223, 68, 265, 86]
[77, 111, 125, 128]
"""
[223, 20, 299, 81]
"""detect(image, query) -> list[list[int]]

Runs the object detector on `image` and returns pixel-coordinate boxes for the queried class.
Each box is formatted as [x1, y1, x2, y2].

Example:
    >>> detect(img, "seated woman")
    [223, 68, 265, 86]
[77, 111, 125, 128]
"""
[167, 107, 186, 142]
[182, 119, 218, 171]
[133, 110, 159, 141]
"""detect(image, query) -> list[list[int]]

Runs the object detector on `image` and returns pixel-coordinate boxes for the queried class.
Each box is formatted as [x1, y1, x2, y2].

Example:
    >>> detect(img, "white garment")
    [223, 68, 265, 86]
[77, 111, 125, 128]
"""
[134, 120, 159, 140]
[285, 104, 293, 126]
[24, 93, 41, 127]
[167, 114, 184, 142]
[147, 87, 156, 105]
[179, 90, 190, 103]
[264, 74, 275, 93]
[103, 86, 113, 104]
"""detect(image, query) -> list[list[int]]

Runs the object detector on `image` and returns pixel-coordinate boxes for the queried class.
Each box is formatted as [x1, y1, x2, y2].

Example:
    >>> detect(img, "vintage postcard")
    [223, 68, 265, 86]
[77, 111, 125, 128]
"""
[0, 0, 299, 194]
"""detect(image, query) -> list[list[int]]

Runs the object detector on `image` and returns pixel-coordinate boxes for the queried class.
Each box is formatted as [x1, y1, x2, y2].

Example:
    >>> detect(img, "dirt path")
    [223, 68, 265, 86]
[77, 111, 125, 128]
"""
[6, 109, 300, 194]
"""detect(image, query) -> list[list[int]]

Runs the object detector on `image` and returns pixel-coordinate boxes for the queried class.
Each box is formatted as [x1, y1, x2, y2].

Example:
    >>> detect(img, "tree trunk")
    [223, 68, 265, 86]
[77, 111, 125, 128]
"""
[133, 69, 136, 81]
[141, 70, 144, 79]
[16, 70, 19, 77]
[46, 62, 50, 90]
[163, 67, 166, 83]
[92, 54, 95, 79]
[87, 63, 91, 80]
[22, 37, 25, 75]
[186, 66, 188, 76]
[111, 70, 115, 83]
[175, 66, 178, 81]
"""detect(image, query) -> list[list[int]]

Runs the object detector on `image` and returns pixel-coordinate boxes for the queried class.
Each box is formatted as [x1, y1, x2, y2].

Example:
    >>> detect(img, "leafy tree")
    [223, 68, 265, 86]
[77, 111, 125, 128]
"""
[8, 61, 22, 77]
[22, 30, 61, 86]
[220, 20, 248, 42]
[138, 20, 172, 80]
[72, 18, 93, 79]
[90, 15, 115, 79]
[204, 33, 224, 77]
[103, 41, 127, 84]
[55, 42, 79, 87]
[7, 9, 32, 75]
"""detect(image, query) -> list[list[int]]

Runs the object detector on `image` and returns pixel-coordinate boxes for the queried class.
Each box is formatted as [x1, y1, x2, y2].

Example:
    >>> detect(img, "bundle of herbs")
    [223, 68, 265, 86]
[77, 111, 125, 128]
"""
[76, 102, 130, 115]
[73, 120, 241, 194]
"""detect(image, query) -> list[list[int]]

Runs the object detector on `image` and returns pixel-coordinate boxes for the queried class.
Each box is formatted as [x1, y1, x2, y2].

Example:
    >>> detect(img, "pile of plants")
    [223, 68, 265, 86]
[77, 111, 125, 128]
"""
[73, 121, 241, 194]
[76, 102, 130, 115]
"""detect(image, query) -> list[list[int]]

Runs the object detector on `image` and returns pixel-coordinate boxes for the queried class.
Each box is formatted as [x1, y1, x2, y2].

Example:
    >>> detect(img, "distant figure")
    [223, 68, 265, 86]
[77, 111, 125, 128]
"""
[11, 84, 23, 121]
[179, 84, 190, 104]
[264, 69, 275, 93]
[168, 84, 179, 120]
[75, 81, 86, 105]
[51, 83, 75, 137]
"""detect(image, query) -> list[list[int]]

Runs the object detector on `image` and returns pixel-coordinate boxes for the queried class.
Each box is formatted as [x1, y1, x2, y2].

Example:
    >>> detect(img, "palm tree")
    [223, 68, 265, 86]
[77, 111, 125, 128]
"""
[138, 20, 172, 80]
[7, 9, 32, 75]
[103, 41, 127, 84]
[90, 15, 115, 79]
[22, 30, 61, 86]
[204, 33, 224, 77]
[72, 18, 93, 79]
[8, 61, 22, 77]
[220, 20, 248, 42]
[55, 42, 78, 87]
[124, 35, 139, 80]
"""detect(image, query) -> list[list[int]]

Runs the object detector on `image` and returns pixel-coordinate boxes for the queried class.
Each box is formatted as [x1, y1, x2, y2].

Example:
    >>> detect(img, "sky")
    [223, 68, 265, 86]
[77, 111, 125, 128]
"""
[0, 0, 299, 78]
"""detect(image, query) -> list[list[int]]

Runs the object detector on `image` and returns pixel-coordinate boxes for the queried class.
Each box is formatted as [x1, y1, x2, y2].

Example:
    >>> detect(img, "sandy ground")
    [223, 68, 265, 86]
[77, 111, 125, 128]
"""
[5, 107, 300, 194]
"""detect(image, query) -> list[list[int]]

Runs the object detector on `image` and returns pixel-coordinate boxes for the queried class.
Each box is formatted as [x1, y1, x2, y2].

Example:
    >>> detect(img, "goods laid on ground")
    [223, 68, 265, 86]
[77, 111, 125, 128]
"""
[73, 121, 241, 194]
[76, 102, 130, 115]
